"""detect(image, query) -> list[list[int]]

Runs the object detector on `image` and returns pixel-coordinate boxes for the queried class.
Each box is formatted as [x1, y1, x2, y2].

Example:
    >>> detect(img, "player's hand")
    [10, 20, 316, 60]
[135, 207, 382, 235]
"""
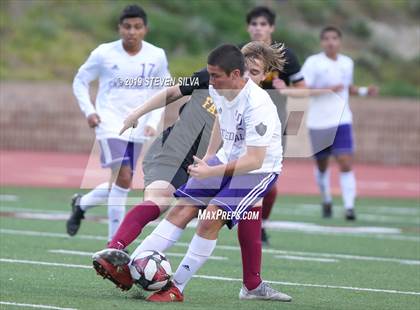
[188, 156, 213, 179]
[119, 115, 139, 135]
[144, 126, 156, 137]
[87, 113, 101, 128]
[330, 84, 344, 92]
[272, 78, 287, 90]
[368, 85, 379, 96]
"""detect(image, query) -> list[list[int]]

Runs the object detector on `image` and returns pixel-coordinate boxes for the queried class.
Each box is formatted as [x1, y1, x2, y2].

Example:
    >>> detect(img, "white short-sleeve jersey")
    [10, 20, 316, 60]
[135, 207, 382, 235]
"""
[73, 40, 171, 142]
[301, 52, 354, 129]
[209, 79, 283, 174]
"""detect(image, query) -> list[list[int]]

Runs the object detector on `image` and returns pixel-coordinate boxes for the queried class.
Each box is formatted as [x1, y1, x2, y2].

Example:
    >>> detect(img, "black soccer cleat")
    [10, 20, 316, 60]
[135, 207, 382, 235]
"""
[322, 202, 333, 218]
[345, 209, 356, 221]
[261, 228, 270, 246]
[66, 193, 85, 236]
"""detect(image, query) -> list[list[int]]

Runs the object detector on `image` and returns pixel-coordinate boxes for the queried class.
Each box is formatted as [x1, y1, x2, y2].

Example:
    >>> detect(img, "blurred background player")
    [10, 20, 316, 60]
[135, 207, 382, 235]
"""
[301, 26, 378, 220]
[245, 6, 305, 244]
[67, 5, 170, 241]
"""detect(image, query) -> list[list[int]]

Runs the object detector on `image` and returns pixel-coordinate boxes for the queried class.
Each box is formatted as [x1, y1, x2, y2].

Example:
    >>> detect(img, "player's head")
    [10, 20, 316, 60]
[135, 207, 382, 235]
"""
[118, 5, 148, 49]
[207, 44, 245, 90]
[246, 6, 276, 43]
[320, 26, 342, 56]
[241, 41, 286, 85]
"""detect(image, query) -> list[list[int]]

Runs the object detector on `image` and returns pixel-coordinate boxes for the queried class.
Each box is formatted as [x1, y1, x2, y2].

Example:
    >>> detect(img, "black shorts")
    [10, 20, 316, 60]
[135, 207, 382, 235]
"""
[142, 127, 196, 189]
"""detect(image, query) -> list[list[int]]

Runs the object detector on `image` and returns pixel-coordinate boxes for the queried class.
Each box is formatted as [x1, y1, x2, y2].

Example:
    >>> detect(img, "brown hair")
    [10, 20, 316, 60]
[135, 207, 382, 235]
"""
[241, 41, 286, 73]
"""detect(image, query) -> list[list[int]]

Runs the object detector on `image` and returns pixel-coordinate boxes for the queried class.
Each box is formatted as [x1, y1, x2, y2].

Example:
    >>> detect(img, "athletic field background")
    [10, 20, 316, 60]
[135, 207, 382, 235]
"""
[0, 0, 419, 309]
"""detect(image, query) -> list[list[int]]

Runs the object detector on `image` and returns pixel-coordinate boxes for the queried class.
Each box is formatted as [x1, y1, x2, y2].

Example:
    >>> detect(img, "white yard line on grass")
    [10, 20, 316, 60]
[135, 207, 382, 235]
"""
[2, 228, 420, 265]
[48, 249, 228, 261]
[0, 301, 76, 310]
[3, 211, 419, 242]
[274, 255, 338, 263]
[0, 195, 19, 202]
[1, 258, 419, 297]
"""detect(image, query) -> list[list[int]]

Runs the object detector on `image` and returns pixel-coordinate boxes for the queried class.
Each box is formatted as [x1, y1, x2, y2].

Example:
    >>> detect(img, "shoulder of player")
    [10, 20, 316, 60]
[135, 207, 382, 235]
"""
[247, 84, 275, 111]
[338, 54, 354, 65]
[141, 40, 167, 57]
[304, 53, 323, 64]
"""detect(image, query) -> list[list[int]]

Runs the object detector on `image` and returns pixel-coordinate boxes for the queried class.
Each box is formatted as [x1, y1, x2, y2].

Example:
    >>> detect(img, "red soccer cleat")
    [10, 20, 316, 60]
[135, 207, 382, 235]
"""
[146, 282, 184, 302]
[93, 256, 134, 291]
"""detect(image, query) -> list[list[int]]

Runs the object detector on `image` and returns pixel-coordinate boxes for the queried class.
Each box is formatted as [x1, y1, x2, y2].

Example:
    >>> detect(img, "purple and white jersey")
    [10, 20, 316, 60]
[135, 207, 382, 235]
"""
[73, 40, 170, 142]
[302, 52, 354, 129]
[209, 79, 283, 174]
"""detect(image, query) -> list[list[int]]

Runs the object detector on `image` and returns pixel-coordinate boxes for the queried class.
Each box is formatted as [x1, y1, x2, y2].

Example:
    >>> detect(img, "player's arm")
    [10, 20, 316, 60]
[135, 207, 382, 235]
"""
[349, 85, 379, 96]
[202, 117, 222, 159]
[190, 146, 266, 179]
[73, 47, 101, 128]
[120, 85, 183, 135]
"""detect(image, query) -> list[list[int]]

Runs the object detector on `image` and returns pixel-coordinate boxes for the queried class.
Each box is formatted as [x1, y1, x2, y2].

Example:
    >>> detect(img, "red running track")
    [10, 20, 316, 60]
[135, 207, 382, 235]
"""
[0, 150, 418, 199]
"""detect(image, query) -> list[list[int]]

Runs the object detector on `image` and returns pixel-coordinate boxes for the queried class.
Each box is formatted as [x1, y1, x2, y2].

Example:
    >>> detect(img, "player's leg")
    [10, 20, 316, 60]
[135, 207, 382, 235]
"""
[261, 185, 277, 245]
[238, 204, 263, 291]
[107, 180, 175, 250]
[315, 155, 333, 217]
[332, 124, 356, 220]
[129, 199, 199, 259]
[147, 205, 224, 302]
[106, 140, 144, 241]
[335, 153, 356, 220]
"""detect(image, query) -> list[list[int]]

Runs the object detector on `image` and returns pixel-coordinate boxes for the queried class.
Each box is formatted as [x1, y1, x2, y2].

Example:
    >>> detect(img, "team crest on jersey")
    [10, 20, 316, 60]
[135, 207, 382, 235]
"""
[255, 122, 267, 136]
[218, 107, 222, 114]
[111, 64, 119, 70]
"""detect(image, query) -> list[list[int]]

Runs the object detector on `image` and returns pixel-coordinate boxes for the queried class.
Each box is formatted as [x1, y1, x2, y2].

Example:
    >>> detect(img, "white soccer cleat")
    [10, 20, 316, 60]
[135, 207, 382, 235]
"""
[239, 282, 292, 302]
[92, 248, 131, 266]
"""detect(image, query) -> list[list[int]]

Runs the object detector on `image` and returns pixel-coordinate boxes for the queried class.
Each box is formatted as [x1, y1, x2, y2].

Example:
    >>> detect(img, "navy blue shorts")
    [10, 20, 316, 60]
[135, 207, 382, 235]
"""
[99, 138, 142, 171]
[174, 156, 278, 229]
[309, 124, 354, 160]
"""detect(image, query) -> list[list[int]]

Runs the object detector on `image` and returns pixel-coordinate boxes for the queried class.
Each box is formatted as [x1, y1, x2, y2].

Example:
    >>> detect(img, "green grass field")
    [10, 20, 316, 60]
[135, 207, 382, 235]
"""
[0, 186, 419, 310]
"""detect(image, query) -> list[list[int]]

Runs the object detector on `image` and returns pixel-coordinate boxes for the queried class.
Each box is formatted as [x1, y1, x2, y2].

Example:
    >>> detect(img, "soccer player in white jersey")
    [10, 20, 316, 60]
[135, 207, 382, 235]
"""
[301, 26, 378, 220]
[67, 5, 170, 241]
[125, 44, 285, 302]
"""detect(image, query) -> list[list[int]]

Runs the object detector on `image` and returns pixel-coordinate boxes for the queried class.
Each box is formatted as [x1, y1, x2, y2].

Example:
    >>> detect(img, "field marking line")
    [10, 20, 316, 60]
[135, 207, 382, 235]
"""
[274, 255, 338, 263]
[1, 258, 419, 296]
[3, 211, 419, 242]
[0, 195, 19, 202]
[48, 249, 228, 261]
[2, 228, 419, 265]
[0, 301, 76, 310]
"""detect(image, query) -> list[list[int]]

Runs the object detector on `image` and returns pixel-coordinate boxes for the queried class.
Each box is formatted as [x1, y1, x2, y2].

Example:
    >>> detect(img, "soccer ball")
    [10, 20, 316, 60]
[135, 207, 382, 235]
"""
[129, 250, 172, 291]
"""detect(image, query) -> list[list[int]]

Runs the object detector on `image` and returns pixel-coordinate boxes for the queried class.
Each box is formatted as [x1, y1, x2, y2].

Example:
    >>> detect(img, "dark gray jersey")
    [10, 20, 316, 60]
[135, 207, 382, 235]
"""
[143, 69, 215, 174]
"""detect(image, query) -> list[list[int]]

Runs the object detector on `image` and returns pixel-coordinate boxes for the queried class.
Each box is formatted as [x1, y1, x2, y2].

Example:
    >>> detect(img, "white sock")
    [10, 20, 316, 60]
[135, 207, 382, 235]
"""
[130, 219, 184, 260]
[79, 182, 109, 211]
[173, 234, 217, 292]
[107, 183, 129, 241]
[340, 171, 356, 210]
[315, 168, 332, 204]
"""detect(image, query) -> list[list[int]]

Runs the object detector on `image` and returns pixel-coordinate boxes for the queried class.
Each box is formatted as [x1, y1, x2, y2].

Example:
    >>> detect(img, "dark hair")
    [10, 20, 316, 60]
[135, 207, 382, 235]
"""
[246, 6, 276, 25]
[207, 44, 245, 76]
[320, 26, 342, 39]
[119, 5, 147, 25]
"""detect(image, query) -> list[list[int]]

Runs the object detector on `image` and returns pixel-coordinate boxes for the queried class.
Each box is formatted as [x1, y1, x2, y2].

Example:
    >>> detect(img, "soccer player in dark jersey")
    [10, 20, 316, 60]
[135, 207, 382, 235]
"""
[245, 6, 306, 245]
[93, 42, 291, 301]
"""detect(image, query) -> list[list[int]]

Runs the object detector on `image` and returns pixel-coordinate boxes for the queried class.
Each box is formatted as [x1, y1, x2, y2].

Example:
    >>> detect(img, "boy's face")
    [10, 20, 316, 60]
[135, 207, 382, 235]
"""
[245, 58, 266, 85]
[321, 31, 341, 55]
[119, 17, 147, 48]
[247, 16, 274, 42]
[207, 64, 240, 94]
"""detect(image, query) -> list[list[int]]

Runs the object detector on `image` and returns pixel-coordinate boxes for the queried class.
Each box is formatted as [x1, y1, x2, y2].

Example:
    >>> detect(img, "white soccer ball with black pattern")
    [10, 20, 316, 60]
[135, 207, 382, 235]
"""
[129, 250, 172, 291]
